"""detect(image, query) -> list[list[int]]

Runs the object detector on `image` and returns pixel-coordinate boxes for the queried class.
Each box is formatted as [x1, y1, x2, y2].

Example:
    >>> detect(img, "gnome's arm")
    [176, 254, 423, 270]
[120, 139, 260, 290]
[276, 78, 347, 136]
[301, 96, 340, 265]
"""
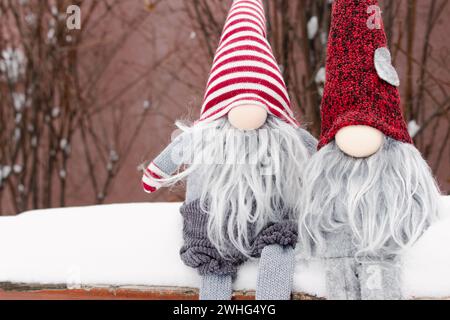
[142, 134, 189, 193]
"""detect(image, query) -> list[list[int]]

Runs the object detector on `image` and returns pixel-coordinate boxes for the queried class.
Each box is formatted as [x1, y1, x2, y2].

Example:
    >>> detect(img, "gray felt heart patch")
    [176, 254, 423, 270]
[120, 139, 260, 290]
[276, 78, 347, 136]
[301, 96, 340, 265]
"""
[374, 47, 400, 87]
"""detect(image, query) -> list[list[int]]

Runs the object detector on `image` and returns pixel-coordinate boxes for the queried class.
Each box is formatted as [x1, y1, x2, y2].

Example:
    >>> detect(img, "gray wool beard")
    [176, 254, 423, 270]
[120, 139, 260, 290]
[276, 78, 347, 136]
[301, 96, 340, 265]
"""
[162, 117, 310, 257]
[298, 138, 442, 258]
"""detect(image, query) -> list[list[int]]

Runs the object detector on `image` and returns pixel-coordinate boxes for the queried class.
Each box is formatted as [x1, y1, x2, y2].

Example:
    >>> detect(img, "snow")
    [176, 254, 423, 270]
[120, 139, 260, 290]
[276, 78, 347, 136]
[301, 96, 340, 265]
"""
[51, 107, 61, 118]
[0, 48, 26, 83]
[13, 165, 22, 174]
[1, 165, 11, 179]
[143, 100, 151, 110]
[408, 120, 421, 138]
[307, 16, 319, 40]
[12, 93, 25, 112]
[315, 67, 326, 84]
[0, 197, 449, 299]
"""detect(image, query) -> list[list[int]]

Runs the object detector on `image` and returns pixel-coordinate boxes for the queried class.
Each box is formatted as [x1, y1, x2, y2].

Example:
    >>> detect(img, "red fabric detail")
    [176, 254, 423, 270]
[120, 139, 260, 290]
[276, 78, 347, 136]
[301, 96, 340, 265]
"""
[197, 0, 299, 126]
[142, 182, 156, 193]
[146, 168, 162, 180]
[209, 55, 278, 79]
[319, 0, 412, 149]
[214, 35, 270, 59]
[205, 77, 289, 107]
[221, 18, 265, 38]
[206, 65, 284, 91]
[203, 88, 287, 116]
[213, 44, 275, 68]
[219, 26, 264, 46]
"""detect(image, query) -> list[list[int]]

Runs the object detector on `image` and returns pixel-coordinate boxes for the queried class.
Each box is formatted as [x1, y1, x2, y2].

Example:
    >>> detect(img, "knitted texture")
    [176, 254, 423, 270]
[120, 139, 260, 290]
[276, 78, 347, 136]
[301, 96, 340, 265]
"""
[325, 258, 361, 300]
[357, 259, 403, 300]
[198, 0, 298, 127]
[180, 199, 299, 275]
[179, 200, 247, 276]
[256, 245, 295, 300]
[142, 162, 169, 193]
[325, 257, 403, 300]
[318, 0, 412, 149]
[252, 220, 298, 258]
[142, 134, 187, 193]
[200, 274, 233, 300]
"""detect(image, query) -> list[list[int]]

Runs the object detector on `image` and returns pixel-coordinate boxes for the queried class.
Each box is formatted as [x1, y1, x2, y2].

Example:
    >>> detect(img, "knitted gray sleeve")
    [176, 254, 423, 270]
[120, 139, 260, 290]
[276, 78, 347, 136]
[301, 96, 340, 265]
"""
[152, 132, 191, 176]
[252, 219, 298, 257]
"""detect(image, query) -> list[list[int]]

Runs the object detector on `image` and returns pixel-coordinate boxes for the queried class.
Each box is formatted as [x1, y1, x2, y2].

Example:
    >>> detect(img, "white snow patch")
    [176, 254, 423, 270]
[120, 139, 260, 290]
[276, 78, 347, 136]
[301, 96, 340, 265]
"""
[1, 166, 11, 179]
[315, 67, 326, 84]
[307, 16, 319, 40]
[12, 93, 26, 112]
[13, 164, 22, 174]
[0, 197, 449, 298]
[0, 48, 26, 82]
[51, 107, 60, 118]
[408, 120, 421, 138]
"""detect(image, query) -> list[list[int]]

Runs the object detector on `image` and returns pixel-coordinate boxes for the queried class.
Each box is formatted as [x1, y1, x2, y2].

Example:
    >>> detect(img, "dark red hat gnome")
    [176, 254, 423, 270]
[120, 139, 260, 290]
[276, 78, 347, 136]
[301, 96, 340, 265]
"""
[299, 0, 442, 301]
[318, 0, 412, 149]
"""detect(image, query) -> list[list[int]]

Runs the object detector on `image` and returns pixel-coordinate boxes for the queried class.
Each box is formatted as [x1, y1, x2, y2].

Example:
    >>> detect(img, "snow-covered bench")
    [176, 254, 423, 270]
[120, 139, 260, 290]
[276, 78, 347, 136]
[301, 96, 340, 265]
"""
[0, 197, 449, 300]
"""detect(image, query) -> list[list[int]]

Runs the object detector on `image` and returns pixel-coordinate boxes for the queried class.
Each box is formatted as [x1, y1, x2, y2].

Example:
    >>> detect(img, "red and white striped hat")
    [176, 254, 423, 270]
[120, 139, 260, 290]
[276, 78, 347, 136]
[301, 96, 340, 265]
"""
[198, 0, 299, 127]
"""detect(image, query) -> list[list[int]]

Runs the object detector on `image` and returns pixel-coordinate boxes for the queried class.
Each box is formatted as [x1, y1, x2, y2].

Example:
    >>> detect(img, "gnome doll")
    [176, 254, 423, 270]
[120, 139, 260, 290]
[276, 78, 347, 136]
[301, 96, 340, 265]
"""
[299, 0, 442, 300]
[142, 0, 316, 300]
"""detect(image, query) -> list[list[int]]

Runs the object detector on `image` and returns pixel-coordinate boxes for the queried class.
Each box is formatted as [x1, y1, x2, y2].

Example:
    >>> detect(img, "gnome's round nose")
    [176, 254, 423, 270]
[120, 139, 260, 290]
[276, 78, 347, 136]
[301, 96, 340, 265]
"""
[228, 105, 268, 130]
[197, 0, 299, 130]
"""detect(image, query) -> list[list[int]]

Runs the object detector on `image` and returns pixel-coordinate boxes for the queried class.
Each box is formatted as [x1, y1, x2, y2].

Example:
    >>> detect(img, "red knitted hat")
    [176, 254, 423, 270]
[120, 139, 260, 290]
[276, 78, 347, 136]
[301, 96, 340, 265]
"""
[318, 0, 412, 149]
[198, 0, 299, 127]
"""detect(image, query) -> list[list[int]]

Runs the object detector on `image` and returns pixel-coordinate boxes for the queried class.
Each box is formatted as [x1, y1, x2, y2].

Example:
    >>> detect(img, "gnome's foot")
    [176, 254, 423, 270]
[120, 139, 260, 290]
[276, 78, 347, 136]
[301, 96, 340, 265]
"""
[256, 244, 295, 300]
[199, 274, 233, 300]
[357, 260, 403, 300]
[325, 258, 361, 300]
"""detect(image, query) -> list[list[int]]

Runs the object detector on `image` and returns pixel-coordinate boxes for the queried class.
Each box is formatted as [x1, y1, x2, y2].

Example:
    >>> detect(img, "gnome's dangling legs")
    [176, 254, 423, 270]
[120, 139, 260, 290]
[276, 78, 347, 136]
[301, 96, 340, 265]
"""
[253, 219, 299, 300]
[142, 0, 317, 300]
[181, 199, 300, 300]
[179, 199, 245, 300]
[300, 0, 441, 300]
[320, 231, 403, 300]
[324, 257, 403, 300]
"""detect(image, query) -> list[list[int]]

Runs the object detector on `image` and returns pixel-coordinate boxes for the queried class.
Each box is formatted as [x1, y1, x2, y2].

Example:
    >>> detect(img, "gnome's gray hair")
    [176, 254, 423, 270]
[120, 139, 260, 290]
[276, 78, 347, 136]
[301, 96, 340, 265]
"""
[162, 116, 311, 257]
[298, 137, 442, 258]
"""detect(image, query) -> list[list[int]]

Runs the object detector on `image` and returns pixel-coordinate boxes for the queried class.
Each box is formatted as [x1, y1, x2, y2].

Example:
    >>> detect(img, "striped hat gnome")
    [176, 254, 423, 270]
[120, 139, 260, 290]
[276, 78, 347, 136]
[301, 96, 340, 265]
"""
[141, 0, 318, 300]
[198, 0, 299, 127]
[299, 0, 441, 300]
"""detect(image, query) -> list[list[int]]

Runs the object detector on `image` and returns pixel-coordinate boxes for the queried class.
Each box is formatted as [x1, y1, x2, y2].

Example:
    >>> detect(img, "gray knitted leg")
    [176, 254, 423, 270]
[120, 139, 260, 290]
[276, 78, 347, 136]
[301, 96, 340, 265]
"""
[199, 274, 233, 300]
[256, 244, 295, 300]
[325, 258, 361, 300]
[357, 260, 403, 300]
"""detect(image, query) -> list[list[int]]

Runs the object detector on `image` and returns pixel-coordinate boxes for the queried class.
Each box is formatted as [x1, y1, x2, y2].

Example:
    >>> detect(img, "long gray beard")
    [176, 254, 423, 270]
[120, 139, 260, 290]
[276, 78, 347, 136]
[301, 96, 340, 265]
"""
[164, 117, 310, 257]
[298, 138, 442, 258]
